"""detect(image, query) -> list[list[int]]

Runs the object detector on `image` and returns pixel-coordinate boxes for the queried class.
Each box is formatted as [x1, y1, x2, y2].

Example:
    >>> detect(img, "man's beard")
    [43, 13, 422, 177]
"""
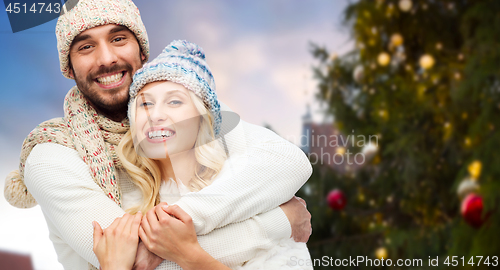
[73, 63, 133, 120]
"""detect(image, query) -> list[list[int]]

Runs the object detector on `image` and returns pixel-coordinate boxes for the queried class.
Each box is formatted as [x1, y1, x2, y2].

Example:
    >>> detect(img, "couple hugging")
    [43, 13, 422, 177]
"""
[4, 0, 313, 269]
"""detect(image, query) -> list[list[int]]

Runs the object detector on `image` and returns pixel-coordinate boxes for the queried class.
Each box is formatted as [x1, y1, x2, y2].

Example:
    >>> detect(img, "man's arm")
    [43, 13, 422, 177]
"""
[24, 143, 126, 268]
[174, 119, 313, 235]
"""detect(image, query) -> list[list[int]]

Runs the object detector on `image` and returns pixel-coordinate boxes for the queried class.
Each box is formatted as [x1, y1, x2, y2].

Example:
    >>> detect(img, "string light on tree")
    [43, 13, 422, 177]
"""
[336, 147, 346, 155]
[390, 33, 404, 47]
[386, 3, 395, 17]
[419, 54, 435, 70]
[378, 52, 391, 66]
[375, 247, 388, 259]
[398, 0, 412, 12]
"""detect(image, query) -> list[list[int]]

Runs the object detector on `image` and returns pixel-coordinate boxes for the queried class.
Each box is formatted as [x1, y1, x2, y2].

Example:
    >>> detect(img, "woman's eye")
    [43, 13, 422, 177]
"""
[169, 100, 183, 105]
[140, 102, 153, 107]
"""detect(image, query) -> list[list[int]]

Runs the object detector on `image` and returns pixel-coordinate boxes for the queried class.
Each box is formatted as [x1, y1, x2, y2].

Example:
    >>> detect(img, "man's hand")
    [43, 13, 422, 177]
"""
[132, 241, 163, 270]
[280, 196, 311, 242]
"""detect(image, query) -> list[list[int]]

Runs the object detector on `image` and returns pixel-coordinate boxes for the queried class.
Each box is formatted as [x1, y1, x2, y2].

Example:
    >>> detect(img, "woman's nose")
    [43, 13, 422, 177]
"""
[149, 107, 169, 123]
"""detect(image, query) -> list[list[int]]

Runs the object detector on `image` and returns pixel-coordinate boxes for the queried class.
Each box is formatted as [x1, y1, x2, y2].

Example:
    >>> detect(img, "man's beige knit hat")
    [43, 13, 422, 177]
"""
[56, 0, 150, 79]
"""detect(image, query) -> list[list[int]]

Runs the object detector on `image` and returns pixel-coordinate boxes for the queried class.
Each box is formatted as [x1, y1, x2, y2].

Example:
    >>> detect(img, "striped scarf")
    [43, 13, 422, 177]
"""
[4, 86, 128, 208]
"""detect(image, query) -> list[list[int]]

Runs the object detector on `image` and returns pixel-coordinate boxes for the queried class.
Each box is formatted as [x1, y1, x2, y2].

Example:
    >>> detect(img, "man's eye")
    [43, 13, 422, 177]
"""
[79, 45, 92, 51]
[113, 37, 125, 42]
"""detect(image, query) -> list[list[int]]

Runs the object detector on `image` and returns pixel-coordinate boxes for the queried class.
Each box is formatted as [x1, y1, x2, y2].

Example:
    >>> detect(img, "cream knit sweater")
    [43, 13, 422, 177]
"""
[25, 120, 312, 269]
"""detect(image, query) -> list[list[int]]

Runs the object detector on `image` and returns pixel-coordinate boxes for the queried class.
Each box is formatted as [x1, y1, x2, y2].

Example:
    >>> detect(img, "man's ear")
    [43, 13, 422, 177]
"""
[68, 68, 75, 79]
[141, 52, 146, 62]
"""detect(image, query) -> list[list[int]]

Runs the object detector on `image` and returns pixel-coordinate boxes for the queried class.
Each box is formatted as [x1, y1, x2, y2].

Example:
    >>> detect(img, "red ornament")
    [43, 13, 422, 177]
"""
[327, 189, 347, 210]
[461, 193, 484, 228]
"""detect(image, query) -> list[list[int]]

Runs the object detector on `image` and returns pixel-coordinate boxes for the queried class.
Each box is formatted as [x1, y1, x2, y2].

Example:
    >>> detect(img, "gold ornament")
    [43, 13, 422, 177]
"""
[419, 54, 435, 70]
[336, 147, 346, 155]
[390, 33, 404, 47]
[375, 247, 388, 259]
[398, 0, 412, 12]
[468, 160, 482, 179]
[378, 52, 391, 66]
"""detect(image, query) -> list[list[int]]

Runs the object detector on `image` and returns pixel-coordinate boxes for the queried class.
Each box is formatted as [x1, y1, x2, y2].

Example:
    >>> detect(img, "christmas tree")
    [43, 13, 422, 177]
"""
[300, 0, 500, 268]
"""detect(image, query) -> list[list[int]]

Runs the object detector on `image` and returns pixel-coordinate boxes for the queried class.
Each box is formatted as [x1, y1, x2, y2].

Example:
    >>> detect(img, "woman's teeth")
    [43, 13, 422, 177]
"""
[148, 130, 174, 139]
[97, 73, 123, 85]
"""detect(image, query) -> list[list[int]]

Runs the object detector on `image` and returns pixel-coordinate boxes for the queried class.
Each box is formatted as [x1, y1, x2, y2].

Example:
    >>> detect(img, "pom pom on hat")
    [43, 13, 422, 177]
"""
[162, 40, 206, 59]
[129, 40, 221, 135]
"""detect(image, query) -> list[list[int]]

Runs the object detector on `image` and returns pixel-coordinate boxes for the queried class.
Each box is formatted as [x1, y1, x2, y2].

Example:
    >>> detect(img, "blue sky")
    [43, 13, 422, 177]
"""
[0, 1, 352, 269]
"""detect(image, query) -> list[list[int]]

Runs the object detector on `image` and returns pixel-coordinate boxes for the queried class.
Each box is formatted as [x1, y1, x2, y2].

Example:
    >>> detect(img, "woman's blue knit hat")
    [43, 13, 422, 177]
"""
[129, 40, 221, 135]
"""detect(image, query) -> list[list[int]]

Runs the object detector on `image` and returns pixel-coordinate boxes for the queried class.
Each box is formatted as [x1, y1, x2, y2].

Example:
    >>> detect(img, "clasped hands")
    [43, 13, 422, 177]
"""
[93, 197, 311, 270]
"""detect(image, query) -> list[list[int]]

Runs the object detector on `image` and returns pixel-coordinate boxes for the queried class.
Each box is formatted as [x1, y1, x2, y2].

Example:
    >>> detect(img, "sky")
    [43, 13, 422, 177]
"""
[0, 0, 353, 269]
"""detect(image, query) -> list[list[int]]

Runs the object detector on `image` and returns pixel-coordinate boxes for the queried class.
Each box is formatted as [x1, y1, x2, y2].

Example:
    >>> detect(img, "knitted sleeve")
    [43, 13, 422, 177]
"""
[174, 119, 313, 235]
[24, 143, 124, 269]
[158, 207, 292, 269]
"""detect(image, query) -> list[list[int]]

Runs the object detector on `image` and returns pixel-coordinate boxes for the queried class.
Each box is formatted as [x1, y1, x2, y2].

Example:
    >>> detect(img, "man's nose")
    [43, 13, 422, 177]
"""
[95, 43, 118, 67]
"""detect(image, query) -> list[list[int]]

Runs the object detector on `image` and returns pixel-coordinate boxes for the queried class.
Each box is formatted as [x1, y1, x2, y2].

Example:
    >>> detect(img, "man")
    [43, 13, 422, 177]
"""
[4, 0, 312, 269]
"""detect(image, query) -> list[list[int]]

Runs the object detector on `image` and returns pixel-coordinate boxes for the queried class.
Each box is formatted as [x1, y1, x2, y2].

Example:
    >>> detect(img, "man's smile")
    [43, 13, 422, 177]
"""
[94, 71, 127, 89]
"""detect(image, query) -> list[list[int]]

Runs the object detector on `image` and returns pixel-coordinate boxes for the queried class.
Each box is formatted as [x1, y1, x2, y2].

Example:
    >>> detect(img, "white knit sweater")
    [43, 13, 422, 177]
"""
[24, 119, 312, 269]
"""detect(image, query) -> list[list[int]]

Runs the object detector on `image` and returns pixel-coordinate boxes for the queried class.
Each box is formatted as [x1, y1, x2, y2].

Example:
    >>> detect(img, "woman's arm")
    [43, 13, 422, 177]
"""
[174, 119, 313, 235]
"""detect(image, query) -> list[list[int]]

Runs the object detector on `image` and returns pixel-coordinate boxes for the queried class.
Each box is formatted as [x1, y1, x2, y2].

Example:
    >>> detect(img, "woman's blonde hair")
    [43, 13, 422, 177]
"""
[118, 89, 227, 214]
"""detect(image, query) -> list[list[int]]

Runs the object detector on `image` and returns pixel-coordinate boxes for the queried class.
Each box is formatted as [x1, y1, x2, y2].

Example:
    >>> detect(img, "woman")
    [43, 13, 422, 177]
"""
[93, 40, 312, 270]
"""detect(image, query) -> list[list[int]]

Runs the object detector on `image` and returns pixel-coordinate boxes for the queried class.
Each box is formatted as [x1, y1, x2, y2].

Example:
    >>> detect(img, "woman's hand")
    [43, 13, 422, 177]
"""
[140, 203, 230, 270]
[93, 213, 142, 270]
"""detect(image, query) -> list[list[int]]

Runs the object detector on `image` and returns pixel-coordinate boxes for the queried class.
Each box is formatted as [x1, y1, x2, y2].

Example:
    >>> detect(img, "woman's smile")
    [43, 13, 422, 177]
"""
[145, 126, 176, 143]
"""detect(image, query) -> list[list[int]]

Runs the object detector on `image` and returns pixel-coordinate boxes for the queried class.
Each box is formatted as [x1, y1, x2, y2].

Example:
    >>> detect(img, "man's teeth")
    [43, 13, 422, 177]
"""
[148, 130, 174, 139]
[97, 73, 123, 85]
